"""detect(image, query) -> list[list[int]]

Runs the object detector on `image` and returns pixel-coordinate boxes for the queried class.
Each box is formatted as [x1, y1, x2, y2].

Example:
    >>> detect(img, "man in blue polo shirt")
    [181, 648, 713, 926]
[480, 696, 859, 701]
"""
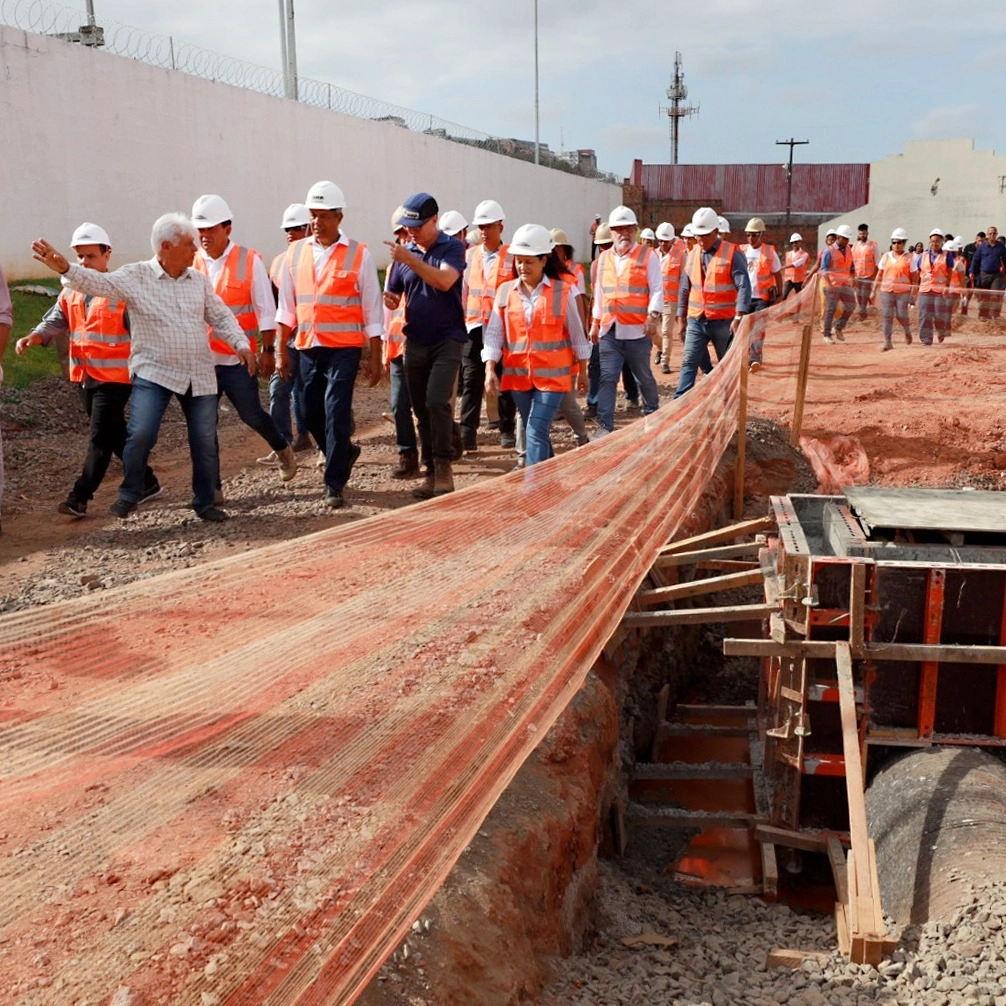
[384, 193, 467, 498]
[969, 224, 1006, 320]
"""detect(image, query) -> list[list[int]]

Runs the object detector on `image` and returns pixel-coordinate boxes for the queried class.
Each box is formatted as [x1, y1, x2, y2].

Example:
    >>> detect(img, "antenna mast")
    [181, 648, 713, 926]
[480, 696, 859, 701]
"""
[659, 52, 699, 164]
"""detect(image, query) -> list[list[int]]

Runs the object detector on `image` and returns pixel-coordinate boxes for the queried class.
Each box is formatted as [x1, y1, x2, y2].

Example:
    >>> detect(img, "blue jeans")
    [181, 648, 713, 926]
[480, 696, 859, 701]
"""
[675, 317, 732, 398]
[216, 363, 288, 451]
[586, 343, 600, 408]
[121, 376, 218, 513]
[597, 331, 659, 431]
[300, 345, 361, 493]
[824, 284, 856, 336]
[510, 389, 564, 467]
[268, 342, 307, 443]
[917, 291, 951, 345]
[880, 291, 911, 344]
[389, 356, 418, 453]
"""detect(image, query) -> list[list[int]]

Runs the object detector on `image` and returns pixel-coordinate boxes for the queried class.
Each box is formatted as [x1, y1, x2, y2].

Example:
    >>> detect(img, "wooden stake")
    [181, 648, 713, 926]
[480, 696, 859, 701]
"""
[790, 275, 819, 447]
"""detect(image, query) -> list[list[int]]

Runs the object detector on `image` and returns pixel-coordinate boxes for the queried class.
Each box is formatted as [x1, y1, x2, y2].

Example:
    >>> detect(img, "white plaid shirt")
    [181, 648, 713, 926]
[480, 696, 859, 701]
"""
[61, 258, 249, 396]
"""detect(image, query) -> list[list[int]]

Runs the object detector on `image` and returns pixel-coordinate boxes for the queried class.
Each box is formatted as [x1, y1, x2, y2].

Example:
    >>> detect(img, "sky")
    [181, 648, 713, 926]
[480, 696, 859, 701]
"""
[56, 1, 1006, 177]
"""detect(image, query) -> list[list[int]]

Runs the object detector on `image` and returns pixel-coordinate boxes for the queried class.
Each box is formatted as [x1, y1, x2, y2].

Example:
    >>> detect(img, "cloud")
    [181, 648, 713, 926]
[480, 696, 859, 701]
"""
[912, 105, 981, 141]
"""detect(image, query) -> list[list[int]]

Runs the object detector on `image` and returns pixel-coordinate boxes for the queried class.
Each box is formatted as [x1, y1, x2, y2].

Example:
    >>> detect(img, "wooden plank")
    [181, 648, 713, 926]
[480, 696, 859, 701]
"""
[723, 638, 1006, 666]
[637, 568, 765, 606]
[696, 560, 760, 572]
[917, 569, 945, 739]
[995, 592, 1006, 739]
[735, 354, 749, 520]
[623, 603, 777, 627]
[655, 542, 764, 568]
[766, 948, 831, 970]
[836, 644, 871, 902]
[826, 835, 849, 907]
[660, 515, 776, 555]
[754, 824, 832, 854]
[849, 563, 866, 655]
[835, 902, 850, 956]
[868, 838, 885, 936]
[761, 841, 779, 898]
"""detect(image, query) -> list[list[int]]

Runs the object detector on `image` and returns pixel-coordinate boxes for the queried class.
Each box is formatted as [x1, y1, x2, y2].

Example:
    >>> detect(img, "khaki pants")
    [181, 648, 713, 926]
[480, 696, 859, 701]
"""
[660, 311, 675, 364]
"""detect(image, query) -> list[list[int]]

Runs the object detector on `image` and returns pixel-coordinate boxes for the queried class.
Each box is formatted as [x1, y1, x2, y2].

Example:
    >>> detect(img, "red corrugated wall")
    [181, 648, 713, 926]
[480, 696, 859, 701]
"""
[630, 160, 869, 214]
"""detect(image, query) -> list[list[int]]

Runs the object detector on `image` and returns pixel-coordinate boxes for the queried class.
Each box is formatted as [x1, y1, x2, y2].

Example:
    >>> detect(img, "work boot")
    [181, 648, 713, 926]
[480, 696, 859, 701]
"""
[391, 448, 420, 479]
[412, 468, 436, 500]
[276, 444, 298, 481]
[292, 432, 313, 452]
[432, 459, 455, 495]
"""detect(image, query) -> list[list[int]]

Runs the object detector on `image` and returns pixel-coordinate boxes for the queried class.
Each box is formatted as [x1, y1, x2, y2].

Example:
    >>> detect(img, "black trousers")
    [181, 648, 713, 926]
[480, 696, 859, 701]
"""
[457, 326, 485, 436]
[405, 339, 463, 468]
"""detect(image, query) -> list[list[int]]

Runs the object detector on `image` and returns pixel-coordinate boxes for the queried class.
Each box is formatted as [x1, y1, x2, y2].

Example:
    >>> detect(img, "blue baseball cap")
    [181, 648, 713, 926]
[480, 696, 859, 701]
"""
[397, 192, 439, 228]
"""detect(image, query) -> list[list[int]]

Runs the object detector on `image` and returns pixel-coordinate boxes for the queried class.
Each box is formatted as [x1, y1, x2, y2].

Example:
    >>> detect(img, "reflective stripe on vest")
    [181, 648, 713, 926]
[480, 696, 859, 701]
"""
[879, 253, 913, 294]
[918, 251, 951, 294]
[743, 243, 778, 299]
[599, 244, 653, 328]
[852, 239, 878, 278]
[498, 279, 573, 393]
[193, 245, 260, 356]
[386, 299, 406, 362]
[660, 242, 686, 308]
[825, 244, 854, 286]
[784, 249, 809, 283]
[290, 238, 367, 349]
[63, 290, 131, 384]
[465, 244, 514, 327]
[687, 240, 738, 321]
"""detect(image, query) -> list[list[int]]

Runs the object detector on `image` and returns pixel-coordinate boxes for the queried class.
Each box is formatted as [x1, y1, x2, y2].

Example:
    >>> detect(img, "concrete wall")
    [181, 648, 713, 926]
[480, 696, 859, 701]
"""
[0, 26, 620, 277]
[823, 139, 1006, 249]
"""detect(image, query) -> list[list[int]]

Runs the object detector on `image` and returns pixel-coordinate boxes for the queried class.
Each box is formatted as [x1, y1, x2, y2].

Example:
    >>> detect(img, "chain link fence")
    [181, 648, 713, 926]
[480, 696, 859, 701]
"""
[1, 0, 617, 182]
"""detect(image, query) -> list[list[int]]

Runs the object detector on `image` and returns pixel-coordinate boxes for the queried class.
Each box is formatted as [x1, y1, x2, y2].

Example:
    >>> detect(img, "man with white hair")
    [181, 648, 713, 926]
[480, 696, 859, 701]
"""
[32, 214, 254, 522]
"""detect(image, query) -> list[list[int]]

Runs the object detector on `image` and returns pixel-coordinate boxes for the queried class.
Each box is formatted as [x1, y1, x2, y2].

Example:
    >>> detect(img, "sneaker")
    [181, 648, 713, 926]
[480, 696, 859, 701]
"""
[654, 351, 662, 365]
[834, 330, 846, 342]
[510, 459, 526, 472]
[276, 445, 298, 481]
[108, 498, 137, 519]
[749, 361, 762, 374]
[58, 494, 87, 518]
[661, 363, 671, 374]
[139, 482, 163, 504]
[315, 450, 326, 469]
[324, 490, 345, 509]
[590, 426, 613, 441]
[198, 506, 228, 522]
[822, 336, 835, 345]
[257, 450, 279, 466]
[347, 441, 362, 477]
[881, 341, 893, 352]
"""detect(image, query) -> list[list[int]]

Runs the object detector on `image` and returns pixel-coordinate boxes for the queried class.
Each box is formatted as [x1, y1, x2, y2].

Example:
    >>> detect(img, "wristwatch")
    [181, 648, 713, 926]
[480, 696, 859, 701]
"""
[261, 346, 276, 354]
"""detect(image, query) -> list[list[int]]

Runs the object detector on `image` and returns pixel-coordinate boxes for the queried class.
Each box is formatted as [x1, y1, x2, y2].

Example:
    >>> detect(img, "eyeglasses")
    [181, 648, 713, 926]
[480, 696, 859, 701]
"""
[893, 239, 906, 244]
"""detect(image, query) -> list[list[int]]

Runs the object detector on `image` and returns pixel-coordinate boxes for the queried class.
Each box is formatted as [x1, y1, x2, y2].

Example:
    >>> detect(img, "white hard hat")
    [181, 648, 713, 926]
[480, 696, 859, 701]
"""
[789, 233, 803, 243]
[550, 228, 572, 246]
[509, 223, 554, 257]
[929, 227, 944, 238]
[826, 229, 838, 237]
[640, 227, 656, 241]
[593, 223, 613, 245]
[835, 224, 854, 240]
[439, 210, 469, 236]
[655, 222, 676, 241]
[306, 180, 346, 210]
[281, 203, 311, 229]
[608, 205, 638, 228]
[191, 194, 232, 228]
[70, 222, 111, 247]
[472, 199, 505, 225]
[691, 207, 720, 236]
[745, 217, 766, 233]
[890, 227, 909, 241]
[717, 215, 731, 233]
[391, 205, 407, 232]
[681, 224, 695, 238]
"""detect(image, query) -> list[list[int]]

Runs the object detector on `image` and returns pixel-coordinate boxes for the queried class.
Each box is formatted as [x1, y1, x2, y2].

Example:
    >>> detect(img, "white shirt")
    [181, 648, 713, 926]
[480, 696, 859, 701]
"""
[274, 233, 384, 342]
[61, 259, 249, 396]
[743, 243, 782, 300]
[591, 243, 663, 339]
[464, 243, 506, 333]
[196, 241, 277, 367]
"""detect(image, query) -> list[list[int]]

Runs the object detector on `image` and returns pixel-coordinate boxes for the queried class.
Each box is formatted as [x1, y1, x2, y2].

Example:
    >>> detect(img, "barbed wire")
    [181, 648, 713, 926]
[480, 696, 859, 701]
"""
[1, 0, 618, 182]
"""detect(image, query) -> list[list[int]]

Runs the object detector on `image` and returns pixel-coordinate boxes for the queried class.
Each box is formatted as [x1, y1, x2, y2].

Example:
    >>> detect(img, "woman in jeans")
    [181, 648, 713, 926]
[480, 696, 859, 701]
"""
[870, 228, 917, 351]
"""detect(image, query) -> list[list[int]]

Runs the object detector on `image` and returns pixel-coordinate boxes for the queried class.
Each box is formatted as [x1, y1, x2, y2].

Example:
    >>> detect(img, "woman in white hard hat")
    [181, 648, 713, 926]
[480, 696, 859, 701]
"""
[483, 225, 590, 467]
[639, 227, 658, 250]
[782, 234, 810, 300]
[869, 228, 916, 351]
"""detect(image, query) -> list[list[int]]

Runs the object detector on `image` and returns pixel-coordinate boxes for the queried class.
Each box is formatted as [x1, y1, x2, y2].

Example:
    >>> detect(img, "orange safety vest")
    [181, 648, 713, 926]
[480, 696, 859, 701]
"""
[269, 251, 285, 290]
[950, 258, 967, 290]
[599, 244, 654, 328]
[465, 244, 515, 327]
[194, 245, 261, 356]
[852, 239, 878, 278]
[825, 244, 854, 286]
[784, 249, 810, 283]
[498, 279, 574, 393]
[660, 242, 686, 311]
[62, 290, 131, 384]
[289, 238, 367, 350]
[917, 251, 951, 294]
[686, 240, 739, 321]
[878, 252, 913, 294]
[743, 243, 778, 300]
[570, 261, 586, 292]
[386, 299, 406, 362]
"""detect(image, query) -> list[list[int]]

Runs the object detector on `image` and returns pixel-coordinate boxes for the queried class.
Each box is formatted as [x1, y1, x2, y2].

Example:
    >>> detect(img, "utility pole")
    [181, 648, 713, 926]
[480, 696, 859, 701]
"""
[659, 52, 699, 165]
[278, 0, 298, 100]
[776, 137, 809, 230]
[533, 0, 540, 165]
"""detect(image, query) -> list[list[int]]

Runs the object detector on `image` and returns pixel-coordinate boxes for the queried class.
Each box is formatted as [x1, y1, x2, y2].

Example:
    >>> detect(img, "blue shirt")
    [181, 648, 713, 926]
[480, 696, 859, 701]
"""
[969, 240, 1006, 277]
[386, 231, 467, 344]
[676, 239, 752, 317]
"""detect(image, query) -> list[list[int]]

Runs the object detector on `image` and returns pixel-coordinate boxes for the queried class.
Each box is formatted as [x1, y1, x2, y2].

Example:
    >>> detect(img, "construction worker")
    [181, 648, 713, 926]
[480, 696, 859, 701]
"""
[584, 222, 613, 419]
[275, 180, 383, 509]
[16, 222, 161, 518]
[655, 222, 684, 374]
[460, 199, 516, 452]
[821, 224, 856, 344]
[483, 225, 590, 467]
[969, 224, 1006, 320]
[383, 207, 419, 479]
[384, 192, 466, 499]
[589, 213, 602, 259]
[639, 227, 658, 249]
[782, 234, 810, 299]
[265, 203, 313, 457]
[916, 228, 955, 345]
[439, 210, 468, 244]
[674, 206, 751, 399]
[589, 205, 662, 436]
[869, 228, 916, 351]
[191, 194, 297, 487]
[852, 223, 879, 319]
[741, 218, 783, 371]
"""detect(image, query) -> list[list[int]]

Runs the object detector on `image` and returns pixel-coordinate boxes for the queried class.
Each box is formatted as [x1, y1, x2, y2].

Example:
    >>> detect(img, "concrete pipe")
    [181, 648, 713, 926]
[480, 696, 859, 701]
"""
[867, 747, 1006, 924]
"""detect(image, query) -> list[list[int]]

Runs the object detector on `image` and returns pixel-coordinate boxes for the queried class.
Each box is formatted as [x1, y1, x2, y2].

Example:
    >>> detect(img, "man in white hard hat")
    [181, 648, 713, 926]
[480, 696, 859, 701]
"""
[916, 228, 955, 345]
[782, 234, 809, 300]
[461, 198, 516, 452]
[32, 215, 255, 522]
[639, 227, 658, 249]
[275, 180, 384, 509]
[266, 203, 313, 455]
[191, 194, 297, 486]
[384, 192, 467, 498]
[655, 222, 684, 375]
[439, 210, 468, 244]
[589, 205, 663, 436]
[852, 223, 878, 320]
[674, 206, 752, 399]
[590, 213, 602, 259]
[17, 223, 160, 518]
[740, 218, 783, 371]
[821, 224, 856, 343]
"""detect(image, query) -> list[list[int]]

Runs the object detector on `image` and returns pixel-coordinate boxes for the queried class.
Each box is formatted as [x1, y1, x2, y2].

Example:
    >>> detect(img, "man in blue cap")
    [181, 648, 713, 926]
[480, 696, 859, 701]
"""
[384, 193, 466, 498]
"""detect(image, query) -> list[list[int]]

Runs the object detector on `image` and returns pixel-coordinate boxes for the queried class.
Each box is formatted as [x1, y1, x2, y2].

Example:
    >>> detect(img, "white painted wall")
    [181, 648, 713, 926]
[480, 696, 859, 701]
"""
[0, 26, 620, 277]
[823, 139, 1006, 248]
